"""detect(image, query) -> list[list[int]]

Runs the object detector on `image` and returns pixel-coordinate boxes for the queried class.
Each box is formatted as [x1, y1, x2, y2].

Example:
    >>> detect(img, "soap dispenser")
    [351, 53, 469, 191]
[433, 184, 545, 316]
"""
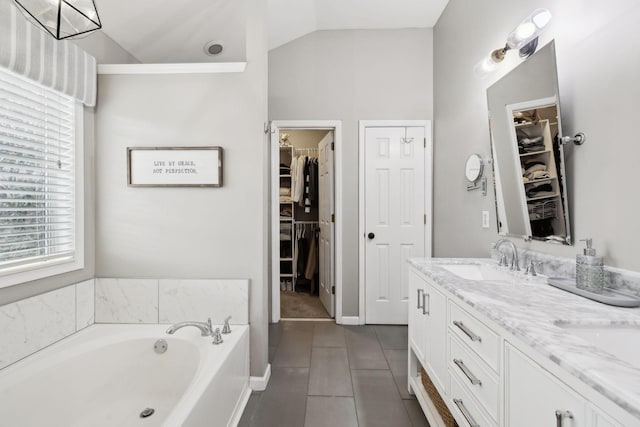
[576, 238, 604, 293]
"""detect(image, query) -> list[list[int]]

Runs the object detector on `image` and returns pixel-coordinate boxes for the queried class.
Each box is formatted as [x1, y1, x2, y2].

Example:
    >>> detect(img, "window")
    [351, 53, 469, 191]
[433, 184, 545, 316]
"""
[0, 66, 83, 287]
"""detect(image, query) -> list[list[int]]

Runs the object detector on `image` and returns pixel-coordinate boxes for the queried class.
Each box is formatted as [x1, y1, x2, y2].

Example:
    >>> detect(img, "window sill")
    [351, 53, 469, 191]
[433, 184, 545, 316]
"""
[0, 256, 84, 289]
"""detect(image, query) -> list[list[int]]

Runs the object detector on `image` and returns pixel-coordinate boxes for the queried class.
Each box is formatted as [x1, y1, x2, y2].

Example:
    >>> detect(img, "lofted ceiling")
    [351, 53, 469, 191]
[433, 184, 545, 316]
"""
[96, 0, 449, 63]
[268, 0, 450, 50]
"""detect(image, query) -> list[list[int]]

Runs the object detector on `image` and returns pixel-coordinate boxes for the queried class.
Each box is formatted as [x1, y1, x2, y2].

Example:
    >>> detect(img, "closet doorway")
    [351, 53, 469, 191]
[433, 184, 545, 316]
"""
[270, 121, 343, 323]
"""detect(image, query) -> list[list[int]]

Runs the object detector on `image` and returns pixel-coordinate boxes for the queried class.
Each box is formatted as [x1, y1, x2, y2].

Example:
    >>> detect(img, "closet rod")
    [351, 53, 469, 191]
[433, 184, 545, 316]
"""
[295, 220, 318, 224]
[294, 148, 318, 152]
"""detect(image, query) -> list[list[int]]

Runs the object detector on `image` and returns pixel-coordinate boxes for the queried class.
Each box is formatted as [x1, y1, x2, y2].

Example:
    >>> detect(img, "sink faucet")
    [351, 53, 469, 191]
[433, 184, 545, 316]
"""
[495, 239, 520, 271]
[166, 318, 212, 336]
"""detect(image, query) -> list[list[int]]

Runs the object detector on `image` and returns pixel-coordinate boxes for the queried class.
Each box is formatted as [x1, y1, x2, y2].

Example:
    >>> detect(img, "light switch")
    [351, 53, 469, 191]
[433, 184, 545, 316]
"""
[482, 211, 490, 228]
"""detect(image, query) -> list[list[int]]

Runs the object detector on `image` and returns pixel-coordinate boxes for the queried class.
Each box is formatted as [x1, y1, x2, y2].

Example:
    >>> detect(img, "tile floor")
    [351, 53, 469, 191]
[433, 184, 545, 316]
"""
[239, 321, 430, 427]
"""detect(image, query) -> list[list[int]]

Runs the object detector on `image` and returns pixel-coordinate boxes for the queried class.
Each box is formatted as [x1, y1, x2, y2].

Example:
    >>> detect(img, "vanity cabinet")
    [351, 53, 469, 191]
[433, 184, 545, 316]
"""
[408, 264, 633, 427]
[505, 343, 587, 427]
[409, 270, 427, 364]
[409, 269, 447, 392]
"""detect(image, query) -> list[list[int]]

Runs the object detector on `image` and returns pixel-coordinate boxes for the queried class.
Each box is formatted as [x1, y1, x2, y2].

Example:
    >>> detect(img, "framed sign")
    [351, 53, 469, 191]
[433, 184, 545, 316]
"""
[127, 147, 223, 187]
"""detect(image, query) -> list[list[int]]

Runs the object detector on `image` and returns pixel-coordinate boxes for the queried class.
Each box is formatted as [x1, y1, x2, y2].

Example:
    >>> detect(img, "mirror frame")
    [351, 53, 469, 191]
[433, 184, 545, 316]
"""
[487, 40, 572, 245]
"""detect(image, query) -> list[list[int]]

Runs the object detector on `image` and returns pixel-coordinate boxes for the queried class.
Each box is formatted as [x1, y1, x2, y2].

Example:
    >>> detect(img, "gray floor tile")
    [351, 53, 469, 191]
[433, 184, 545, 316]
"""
[374, 325, 408, 349]
[308, 347, 353, 396]
[237, 392, 262, 427]
[304, 396, 358, 427]
[313, 322, 346, 347]
[351, 370, 412, 427]
[403, 399, 430, 427]
[345, 326, 389, 370]
[383, 348, 413, 400]
[252, 367, 309, 427]
[271, 321, 314, 367]
[271, 338, 313, 367]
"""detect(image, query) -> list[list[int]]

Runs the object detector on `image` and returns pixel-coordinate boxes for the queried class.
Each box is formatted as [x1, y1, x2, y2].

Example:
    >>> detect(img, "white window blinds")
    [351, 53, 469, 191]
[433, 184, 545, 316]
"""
[0, 66, 76, 271]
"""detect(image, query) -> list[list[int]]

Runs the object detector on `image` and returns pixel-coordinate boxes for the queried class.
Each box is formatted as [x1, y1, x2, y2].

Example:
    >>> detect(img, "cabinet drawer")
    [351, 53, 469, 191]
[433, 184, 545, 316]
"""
[449, 301, 499, 371]
[449, 368, 496, 427]
[449, 334, 499, 421]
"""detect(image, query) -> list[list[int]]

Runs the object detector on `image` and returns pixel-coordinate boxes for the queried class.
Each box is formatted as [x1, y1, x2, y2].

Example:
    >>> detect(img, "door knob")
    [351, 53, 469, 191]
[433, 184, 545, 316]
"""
[367, 232, 375, 240]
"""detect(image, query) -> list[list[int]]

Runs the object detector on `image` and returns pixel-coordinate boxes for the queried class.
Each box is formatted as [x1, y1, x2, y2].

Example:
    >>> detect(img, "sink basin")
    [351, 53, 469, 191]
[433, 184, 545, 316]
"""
[556, 323, 640, 368]
[439, 264, 514, 281]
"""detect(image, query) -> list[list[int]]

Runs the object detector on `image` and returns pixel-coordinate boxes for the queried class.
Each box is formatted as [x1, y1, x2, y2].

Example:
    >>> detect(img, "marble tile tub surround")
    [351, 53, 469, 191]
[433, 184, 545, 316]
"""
[409, 257, 640, 420]
[95, 278, 249, 325]
[0, 279, 95, 370]
[492, 245, 640, 297]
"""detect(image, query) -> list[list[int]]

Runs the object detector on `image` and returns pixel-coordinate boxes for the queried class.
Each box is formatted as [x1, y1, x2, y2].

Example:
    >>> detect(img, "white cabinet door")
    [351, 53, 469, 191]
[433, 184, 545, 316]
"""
[505, 343, 587, 427]
[423, 280, 448, 393]
[409, 269, 426, 364]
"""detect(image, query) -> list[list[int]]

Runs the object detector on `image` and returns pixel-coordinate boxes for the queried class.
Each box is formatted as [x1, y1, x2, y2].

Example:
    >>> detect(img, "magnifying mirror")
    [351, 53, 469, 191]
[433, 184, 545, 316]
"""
[465, 153, 484, 183]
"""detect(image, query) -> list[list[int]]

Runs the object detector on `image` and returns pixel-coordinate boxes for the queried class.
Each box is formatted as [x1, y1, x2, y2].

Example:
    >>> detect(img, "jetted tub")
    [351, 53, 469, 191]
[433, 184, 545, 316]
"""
[0, 324, 250, 427]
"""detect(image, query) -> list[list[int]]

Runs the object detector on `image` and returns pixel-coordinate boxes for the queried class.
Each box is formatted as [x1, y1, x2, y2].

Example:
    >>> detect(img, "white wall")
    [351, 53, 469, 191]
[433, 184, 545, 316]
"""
[94, 0, 269, 376]
[269, 28, 434, 316]
[433, 0, 640, 270]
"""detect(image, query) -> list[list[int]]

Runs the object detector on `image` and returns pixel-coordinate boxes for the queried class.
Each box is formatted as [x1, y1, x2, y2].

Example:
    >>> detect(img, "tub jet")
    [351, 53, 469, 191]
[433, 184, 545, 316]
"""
[140, 408, 155, 418]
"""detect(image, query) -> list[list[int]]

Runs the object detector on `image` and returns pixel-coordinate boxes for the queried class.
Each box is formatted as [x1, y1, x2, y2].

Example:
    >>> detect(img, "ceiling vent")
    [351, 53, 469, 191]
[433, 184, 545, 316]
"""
[204, 41, 224, 56]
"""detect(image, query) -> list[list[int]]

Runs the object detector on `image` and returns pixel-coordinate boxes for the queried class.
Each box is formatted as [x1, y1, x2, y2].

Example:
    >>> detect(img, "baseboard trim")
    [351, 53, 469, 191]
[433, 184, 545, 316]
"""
[249, 363, 271, 391]
[340, 316, 362, 325]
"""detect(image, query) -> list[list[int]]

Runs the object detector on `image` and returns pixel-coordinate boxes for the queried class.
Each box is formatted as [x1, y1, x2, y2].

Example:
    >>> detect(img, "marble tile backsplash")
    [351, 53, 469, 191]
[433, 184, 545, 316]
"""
[0, 279, 95, 370]
[517, 248, 640, 297]
[95, 278, 249, 326]
[95, 278, 159, 323]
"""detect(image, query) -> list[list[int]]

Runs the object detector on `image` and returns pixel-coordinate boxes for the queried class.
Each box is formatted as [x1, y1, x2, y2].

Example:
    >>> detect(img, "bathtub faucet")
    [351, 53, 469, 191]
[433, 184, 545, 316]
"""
[166, 318, 213, 336]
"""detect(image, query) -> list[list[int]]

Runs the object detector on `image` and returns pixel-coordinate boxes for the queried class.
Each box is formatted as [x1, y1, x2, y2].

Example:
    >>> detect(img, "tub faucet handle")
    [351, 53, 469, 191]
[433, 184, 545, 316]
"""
[222, 316, 232, 334]
[207, 318, 213, 335]
[212, 328, 224, 345]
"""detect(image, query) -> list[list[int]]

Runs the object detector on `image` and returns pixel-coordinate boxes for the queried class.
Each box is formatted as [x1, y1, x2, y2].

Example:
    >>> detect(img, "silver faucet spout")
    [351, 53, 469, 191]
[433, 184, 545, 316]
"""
[495, 238, 520, 271]
[166, 318, 212, 336]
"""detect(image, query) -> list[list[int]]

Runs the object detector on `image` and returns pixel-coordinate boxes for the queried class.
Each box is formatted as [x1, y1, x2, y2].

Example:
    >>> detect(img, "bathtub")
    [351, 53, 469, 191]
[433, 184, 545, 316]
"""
[0, 324, 250, 427]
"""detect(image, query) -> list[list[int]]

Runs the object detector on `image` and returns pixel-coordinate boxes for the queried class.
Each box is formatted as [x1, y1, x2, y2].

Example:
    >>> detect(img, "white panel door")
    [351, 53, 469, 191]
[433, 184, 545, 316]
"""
[318, 134, 335, 317]
[365, 126, 425, 324]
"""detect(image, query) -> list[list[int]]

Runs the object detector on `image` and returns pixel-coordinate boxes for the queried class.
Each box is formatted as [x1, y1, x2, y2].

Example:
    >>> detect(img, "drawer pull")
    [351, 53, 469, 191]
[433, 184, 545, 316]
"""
[555, 410, 573, 427]
[453, 398, 480, 427]
[422, 292, 429, 315]
[453, 320, 482, 342]
[417, 289, 423, 310]
[453, 358, 482, 386]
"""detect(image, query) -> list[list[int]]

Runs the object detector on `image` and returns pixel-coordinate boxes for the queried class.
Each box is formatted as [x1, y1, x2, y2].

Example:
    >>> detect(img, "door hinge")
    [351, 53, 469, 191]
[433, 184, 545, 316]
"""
[331, 142, 335, 151]
[332, 285, 335, 295]
[331, 213, 335, 223]
[424, 137, 427, 148]
[424, 214, 427, 224]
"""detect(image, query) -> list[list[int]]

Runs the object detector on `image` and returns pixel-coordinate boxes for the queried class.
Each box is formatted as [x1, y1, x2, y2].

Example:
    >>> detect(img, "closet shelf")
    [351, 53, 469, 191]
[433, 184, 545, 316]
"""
[280, 273, 294, 278]
[280, 217, 293, 221]
[280, 174, 291, 178]
[520, 149, 551, 157]
[280, 258, 293, 261]
[527, 193, 560, 202]
[524, 177, 556, 185]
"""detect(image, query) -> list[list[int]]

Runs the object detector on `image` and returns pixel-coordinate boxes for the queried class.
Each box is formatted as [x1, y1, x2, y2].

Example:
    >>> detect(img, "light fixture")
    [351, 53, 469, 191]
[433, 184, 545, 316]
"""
[12, 0, 102, 40]
[475, 8, 552, 76]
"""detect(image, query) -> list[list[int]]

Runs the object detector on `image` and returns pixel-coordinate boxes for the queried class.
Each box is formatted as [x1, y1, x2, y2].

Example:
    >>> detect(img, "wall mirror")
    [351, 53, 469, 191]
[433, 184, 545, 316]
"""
[487, 41, 572, 245]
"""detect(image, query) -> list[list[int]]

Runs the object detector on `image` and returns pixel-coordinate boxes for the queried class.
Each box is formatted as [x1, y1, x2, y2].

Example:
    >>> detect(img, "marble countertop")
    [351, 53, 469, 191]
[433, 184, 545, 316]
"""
[408, 257, 640, 421]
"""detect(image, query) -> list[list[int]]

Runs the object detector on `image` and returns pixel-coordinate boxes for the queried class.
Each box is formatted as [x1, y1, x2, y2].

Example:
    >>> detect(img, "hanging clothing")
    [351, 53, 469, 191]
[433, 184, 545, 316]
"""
[308, 158, 318, 207]
[293, 155, 306, 203]
[304, 231, 318, 280]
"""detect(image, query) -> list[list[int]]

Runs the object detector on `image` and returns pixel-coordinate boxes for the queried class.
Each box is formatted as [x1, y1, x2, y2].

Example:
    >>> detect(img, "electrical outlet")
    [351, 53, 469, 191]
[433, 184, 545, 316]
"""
[482, 211, 490, 228]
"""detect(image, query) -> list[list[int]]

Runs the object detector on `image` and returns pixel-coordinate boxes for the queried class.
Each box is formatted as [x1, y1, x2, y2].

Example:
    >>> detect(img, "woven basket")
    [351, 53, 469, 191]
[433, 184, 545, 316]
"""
[421, 368, 458, 427]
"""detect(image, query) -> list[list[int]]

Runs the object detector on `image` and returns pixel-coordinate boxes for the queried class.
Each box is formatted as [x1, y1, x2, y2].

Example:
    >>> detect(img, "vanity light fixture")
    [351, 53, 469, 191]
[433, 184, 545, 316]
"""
[475, 8, 552, 76]
[12, 0, 102, 40]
